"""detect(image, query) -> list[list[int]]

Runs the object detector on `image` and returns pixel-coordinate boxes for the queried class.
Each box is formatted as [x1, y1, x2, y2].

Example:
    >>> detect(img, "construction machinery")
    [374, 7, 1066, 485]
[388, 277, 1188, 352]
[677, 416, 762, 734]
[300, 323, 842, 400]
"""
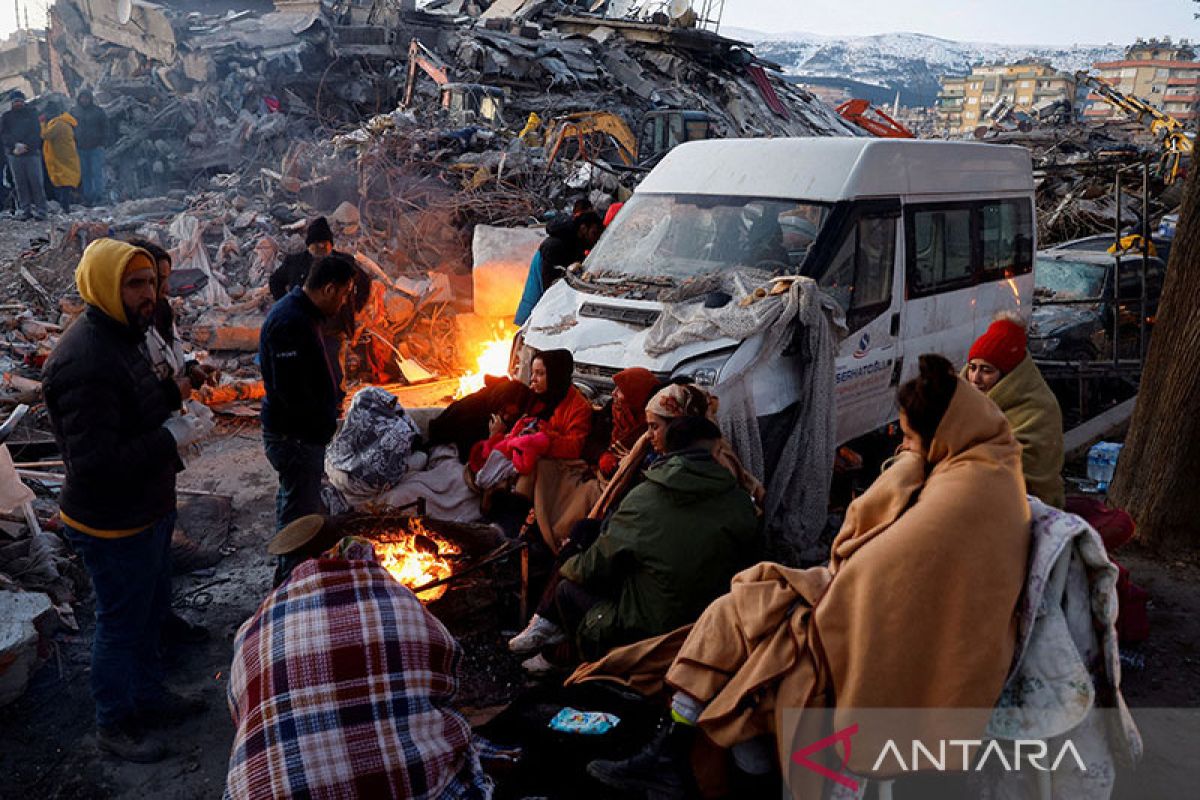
[545, 109, 714, 169]
[1076, 71, 1194, 183]
[835, 99, 915, 138]
[401, 39, 505, 126]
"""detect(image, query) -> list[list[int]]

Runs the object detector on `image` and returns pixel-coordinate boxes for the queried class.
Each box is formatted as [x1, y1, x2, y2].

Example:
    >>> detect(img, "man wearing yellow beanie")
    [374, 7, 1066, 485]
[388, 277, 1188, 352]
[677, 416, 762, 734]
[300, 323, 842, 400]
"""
[43, 239, 208, 762]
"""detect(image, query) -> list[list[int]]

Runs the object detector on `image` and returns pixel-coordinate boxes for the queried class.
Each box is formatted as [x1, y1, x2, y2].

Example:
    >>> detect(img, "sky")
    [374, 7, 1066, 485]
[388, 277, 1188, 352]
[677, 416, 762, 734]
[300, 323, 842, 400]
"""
[719, 0, 1195, 46]
[0, 0, 1196, 44]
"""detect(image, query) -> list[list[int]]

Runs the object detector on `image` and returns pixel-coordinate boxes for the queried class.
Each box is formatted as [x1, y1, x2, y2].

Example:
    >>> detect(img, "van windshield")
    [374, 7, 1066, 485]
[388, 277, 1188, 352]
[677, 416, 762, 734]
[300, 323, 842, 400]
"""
[583, 193, 830, 285]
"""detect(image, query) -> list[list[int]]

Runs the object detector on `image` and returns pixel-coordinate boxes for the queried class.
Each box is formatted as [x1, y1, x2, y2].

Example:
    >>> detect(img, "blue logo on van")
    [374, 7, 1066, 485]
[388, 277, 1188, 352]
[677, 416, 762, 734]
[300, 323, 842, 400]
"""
[853, 333, 871, 359]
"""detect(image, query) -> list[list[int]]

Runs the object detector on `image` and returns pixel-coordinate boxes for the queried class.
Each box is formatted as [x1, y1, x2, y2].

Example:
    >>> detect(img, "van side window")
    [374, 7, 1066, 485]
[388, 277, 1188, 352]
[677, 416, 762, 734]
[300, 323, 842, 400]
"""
[981, 200, 1033, 278]
[820, 214, 896, 330]
[910, 207, 973, 295]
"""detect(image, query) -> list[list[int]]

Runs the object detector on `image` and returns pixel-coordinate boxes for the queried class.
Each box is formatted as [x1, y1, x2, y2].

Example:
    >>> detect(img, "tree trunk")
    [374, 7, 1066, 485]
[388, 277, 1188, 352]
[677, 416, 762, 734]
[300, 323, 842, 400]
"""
[1108, 165, 1200, 549]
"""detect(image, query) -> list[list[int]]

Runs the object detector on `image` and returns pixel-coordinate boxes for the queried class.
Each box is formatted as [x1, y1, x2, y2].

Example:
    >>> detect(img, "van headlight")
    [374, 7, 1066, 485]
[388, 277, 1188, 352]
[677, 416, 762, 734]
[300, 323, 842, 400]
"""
[690, 368, 719, 386]
[671, 351, 733, 387]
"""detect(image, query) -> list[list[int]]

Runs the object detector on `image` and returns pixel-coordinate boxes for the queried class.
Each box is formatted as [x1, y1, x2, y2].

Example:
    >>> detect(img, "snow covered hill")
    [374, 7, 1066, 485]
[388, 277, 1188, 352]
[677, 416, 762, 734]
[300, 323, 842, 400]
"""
[728, 28, 1124, 107]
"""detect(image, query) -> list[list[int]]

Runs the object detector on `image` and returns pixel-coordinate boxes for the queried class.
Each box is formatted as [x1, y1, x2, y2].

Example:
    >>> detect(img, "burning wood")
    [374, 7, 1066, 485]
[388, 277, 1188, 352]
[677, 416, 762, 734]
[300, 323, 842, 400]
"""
[375, 519, 463, 602]
[455, 327, 516, 398]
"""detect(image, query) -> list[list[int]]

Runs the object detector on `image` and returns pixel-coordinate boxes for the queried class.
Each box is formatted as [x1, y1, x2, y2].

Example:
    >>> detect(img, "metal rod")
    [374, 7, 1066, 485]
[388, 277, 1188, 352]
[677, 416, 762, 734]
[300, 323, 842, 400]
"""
[409, 541, 523, 597]
[519, 545, 530, 623]
[1140, 162, 1149, 361]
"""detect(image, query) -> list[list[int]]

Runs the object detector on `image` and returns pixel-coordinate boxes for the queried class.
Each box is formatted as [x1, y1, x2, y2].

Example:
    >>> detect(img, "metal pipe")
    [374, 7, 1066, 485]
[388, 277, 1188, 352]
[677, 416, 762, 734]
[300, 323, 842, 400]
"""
[1113, 169, 1122, 366]
[1140, 162, 1150, 361]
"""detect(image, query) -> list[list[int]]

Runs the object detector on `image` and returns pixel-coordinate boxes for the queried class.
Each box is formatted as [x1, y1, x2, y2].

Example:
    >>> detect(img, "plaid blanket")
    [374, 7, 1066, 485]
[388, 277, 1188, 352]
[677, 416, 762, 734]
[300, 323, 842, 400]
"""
[224, 556, 492, 800]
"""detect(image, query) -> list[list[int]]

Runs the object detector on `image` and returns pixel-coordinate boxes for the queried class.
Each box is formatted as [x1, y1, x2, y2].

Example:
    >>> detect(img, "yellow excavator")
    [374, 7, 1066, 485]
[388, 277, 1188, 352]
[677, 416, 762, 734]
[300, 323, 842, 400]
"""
[543, 109, 713, 169]
[1076, 70, 1194, 183]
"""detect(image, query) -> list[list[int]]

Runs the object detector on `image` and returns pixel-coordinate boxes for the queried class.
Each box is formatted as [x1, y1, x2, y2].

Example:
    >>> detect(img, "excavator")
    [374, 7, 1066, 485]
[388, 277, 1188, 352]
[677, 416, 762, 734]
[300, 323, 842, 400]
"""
[544, 109, 714, 169]
[835, 99, 915, 138]
[1076, 70, 1194, 184]
[401, 39, 505, 126]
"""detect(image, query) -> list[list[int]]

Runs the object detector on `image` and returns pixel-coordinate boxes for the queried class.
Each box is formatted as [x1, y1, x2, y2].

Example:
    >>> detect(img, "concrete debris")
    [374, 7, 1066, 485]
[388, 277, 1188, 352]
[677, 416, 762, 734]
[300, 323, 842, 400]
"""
[0, 590, 56, 707]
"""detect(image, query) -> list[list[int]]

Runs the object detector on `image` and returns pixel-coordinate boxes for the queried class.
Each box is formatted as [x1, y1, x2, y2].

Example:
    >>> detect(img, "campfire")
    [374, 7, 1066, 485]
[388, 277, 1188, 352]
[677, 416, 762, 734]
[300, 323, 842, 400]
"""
[374, 518, 463, 601]
[456, 325, 517, 398]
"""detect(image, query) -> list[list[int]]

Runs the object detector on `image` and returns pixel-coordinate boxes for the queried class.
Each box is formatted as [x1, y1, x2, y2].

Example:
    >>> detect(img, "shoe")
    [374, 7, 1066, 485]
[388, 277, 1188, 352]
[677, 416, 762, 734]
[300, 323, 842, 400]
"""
[17, 210, 32, 221]
[587, 717, 696, 799]
[520, 653, 562, 677]
[139, 689, 208, 726]
[163, 611, 210, 644]
[97, 719, 167, 763]
[508, 614, 566, 654]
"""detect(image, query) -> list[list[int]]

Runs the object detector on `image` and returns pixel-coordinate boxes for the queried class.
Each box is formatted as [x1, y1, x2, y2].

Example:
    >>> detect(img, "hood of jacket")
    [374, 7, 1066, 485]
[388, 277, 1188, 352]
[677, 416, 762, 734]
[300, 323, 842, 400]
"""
[75, 238, 155, 326]
[643, 450, 738, 500]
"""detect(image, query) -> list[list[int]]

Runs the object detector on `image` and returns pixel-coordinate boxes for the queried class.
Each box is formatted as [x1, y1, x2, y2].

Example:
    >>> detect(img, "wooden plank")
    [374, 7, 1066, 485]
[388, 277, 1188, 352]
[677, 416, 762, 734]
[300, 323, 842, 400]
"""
[1063, 396, 1138, 461]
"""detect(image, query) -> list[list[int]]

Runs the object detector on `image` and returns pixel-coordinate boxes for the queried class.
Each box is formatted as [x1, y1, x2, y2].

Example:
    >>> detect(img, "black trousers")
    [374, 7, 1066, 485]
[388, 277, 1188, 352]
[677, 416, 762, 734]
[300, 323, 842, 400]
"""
[536, 518, 605, 624]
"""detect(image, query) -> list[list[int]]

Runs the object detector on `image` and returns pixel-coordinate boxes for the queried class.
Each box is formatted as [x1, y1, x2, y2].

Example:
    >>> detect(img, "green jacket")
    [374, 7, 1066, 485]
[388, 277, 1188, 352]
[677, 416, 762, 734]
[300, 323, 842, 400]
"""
[560, 451, 761, 656]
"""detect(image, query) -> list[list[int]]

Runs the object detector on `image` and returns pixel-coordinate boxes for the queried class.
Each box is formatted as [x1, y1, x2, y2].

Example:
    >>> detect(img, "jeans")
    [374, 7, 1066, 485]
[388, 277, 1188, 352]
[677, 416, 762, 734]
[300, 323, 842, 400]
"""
[63, 513, 176, 728]
[78, 147, 105, 204]
[263, 432, 327, 532]
[5, 153, 47, 215]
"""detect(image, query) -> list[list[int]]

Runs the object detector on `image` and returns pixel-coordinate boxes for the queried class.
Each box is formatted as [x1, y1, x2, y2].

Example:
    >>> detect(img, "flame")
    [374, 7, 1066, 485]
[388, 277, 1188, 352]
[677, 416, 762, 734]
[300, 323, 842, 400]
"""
[1006, 276, 1021, 307]
[375, 519, 462, 602]
[456, 326, 515, 398]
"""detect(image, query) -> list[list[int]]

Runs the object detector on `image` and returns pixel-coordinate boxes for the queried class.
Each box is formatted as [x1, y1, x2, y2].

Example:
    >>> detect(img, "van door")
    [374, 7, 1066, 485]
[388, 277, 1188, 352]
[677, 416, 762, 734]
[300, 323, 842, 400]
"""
[974, 198, 1035, 336]
[900, 202, 979, 382]
[814, 199, 902, 442]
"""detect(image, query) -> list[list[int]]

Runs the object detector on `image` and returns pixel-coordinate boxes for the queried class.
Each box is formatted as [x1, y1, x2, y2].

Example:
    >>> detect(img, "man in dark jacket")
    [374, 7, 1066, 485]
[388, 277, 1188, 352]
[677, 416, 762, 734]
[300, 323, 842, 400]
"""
[268, 216, 370, 386]
[514, 210, 604, 324]
[520, 416, 760, 672]
[260, 254, 356, 536]
[1, 90, 48, 219]
[72, 89, 108, 206]
[43, 239, 209, 763]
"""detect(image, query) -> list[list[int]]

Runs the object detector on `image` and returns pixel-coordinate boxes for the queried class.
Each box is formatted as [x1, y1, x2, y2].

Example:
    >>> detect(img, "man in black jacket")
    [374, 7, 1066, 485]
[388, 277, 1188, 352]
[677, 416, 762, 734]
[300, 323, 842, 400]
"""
[43, 239, 208, 763]
[1, 90, 48, 219]
[268, 216, 370, 386]
[513, 209, 604, 324]
[260, 254, 356, 536]
[72, 89, 108, 206]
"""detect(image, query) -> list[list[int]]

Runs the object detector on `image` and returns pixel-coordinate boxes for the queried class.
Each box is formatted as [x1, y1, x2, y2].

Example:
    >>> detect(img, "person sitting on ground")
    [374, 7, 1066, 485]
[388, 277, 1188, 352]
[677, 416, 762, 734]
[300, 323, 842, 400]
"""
[965, 311, 1065, 507]
[573, 355, 1032, 797]
[513, 210, 605, 325]
[469, 349, 591, 481]
[39, 100, 80, 214]
[428, 376, 534, 464]
[515, 414, 760, 677]
[226, 523, 492, 799]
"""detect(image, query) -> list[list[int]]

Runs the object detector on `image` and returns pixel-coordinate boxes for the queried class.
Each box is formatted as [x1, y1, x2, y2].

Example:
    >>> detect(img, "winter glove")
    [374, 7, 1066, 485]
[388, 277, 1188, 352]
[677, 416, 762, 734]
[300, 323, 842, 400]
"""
[162, 414, 205, 448]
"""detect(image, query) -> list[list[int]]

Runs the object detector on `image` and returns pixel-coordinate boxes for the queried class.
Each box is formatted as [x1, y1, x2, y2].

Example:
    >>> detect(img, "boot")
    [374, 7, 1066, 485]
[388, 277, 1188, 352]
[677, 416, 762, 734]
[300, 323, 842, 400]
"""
[139, 689, 209, 727]
[587, 715, 697, 799]
[97, 718, 167, 763]
[163, 610, 209, 645]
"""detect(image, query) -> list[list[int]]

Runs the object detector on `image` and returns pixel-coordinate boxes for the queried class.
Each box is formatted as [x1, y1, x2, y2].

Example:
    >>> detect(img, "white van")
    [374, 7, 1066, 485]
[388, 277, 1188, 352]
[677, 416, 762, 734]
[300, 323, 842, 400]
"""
[517, 138, 1035, 445]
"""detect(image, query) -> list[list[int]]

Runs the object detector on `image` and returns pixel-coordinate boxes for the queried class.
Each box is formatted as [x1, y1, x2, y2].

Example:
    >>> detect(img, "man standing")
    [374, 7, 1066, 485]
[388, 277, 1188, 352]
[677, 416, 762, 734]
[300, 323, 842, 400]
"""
[268, 216, 369, 387]
[43, 239, 208, 762]
[260, 255, 356, 534]
[514, 210, 604, 325]
[39, 100, 80, 214]
[72, 89, 108, 206]
[1, 91, 49, 220]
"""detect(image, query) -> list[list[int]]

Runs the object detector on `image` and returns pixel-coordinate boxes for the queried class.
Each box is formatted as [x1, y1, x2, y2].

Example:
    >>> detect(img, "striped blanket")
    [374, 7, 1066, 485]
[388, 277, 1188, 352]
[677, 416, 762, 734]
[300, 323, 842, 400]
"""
[224, 550, 492, 800]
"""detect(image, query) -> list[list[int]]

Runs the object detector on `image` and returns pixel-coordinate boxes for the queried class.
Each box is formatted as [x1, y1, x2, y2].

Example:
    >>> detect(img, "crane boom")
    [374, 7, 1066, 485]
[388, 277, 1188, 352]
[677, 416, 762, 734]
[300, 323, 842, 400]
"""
[1076, 71, 1194, 182]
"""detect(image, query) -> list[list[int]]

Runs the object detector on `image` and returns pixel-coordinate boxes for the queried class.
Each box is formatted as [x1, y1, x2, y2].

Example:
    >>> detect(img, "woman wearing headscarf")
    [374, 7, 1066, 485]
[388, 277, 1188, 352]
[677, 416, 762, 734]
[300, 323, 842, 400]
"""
[571, 355, 1032, 797]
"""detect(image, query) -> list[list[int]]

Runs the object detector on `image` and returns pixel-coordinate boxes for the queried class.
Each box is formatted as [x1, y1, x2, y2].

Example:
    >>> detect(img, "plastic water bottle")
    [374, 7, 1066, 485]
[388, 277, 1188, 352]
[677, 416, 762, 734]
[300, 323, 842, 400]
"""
[1087, 442, 1123, 491]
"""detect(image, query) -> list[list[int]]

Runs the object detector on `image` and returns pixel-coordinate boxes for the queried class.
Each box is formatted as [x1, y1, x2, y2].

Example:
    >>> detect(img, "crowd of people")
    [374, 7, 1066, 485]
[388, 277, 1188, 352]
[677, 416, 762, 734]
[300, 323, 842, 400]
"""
[39, 208, 1112, 797]
[2, 88, 108, 218]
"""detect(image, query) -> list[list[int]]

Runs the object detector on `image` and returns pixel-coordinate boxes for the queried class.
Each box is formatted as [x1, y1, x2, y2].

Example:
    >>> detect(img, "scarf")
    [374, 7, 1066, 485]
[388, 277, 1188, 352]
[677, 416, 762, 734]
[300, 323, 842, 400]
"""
[611, 367, 660, 449]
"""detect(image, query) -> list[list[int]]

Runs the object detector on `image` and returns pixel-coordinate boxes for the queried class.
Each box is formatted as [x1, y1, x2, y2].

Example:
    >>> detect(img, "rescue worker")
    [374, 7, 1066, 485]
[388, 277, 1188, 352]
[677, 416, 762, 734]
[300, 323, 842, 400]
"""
[43, 239, 209, 762]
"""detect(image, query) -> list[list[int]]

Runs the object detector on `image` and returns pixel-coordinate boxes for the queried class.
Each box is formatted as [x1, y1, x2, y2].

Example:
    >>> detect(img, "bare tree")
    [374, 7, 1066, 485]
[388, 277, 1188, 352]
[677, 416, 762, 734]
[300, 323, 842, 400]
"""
[1108, 163, 1200, 548]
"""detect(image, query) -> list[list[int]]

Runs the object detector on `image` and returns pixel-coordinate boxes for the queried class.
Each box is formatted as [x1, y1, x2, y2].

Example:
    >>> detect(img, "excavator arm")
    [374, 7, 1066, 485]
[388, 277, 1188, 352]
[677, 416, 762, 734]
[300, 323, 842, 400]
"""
[545, 111, 638, 167]
[835, 99, 915, 138]
[1077, 71, 1193, 182]
[402, 38, 451, 109]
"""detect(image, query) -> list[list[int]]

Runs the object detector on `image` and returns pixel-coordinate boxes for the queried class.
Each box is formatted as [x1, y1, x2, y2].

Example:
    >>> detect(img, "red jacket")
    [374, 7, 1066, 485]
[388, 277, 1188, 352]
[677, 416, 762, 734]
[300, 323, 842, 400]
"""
[541, 386, 592, 460]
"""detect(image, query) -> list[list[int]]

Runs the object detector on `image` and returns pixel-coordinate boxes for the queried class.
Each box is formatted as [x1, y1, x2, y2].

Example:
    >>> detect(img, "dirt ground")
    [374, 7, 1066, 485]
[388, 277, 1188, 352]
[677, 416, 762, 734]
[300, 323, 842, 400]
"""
[0, 425, 1198, 799]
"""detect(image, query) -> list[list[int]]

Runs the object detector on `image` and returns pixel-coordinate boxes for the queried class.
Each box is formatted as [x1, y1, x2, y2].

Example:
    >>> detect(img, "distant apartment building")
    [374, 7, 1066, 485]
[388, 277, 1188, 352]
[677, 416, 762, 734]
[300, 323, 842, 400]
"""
[936, 60, 1076, 134]
[1085, 38, 1200, 124]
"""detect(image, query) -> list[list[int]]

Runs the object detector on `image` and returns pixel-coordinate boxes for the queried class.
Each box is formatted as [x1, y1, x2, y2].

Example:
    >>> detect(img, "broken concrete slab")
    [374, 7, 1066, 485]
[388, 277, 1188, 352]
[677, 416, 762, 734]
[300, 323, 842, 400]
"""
[0, 590, 56, 707]
[188, 309, 265, 352]
[471, 224, 542, 319]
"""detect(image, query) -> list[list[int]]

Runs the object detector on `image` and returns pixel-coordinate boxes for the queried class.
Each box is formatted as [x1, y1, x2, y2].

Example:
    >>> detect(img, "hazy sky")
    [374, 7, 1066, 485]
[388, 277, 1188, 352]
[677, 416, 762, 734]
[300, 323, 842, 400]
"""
[721, 0, 1196, 45]
[0, 0, 1195, 44]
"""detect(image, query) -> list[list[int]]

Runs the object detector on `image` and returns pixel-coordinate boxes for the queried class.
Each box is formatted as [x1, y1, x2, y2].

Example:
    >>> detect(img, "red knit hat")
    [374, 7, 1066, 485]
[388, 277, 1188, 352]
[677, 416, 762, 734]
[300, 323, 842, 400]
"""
[969, 318, 1027, 375]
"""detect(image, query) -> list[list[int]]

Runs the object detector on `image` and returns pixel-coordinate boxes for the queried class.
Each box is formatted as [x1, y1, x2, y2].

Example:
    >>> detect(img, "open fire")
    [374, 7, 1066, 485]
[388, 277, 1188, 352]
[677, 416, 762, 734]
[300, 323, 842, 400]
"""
[375, 518, 463, 601]
[456, 324, 517, 398]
